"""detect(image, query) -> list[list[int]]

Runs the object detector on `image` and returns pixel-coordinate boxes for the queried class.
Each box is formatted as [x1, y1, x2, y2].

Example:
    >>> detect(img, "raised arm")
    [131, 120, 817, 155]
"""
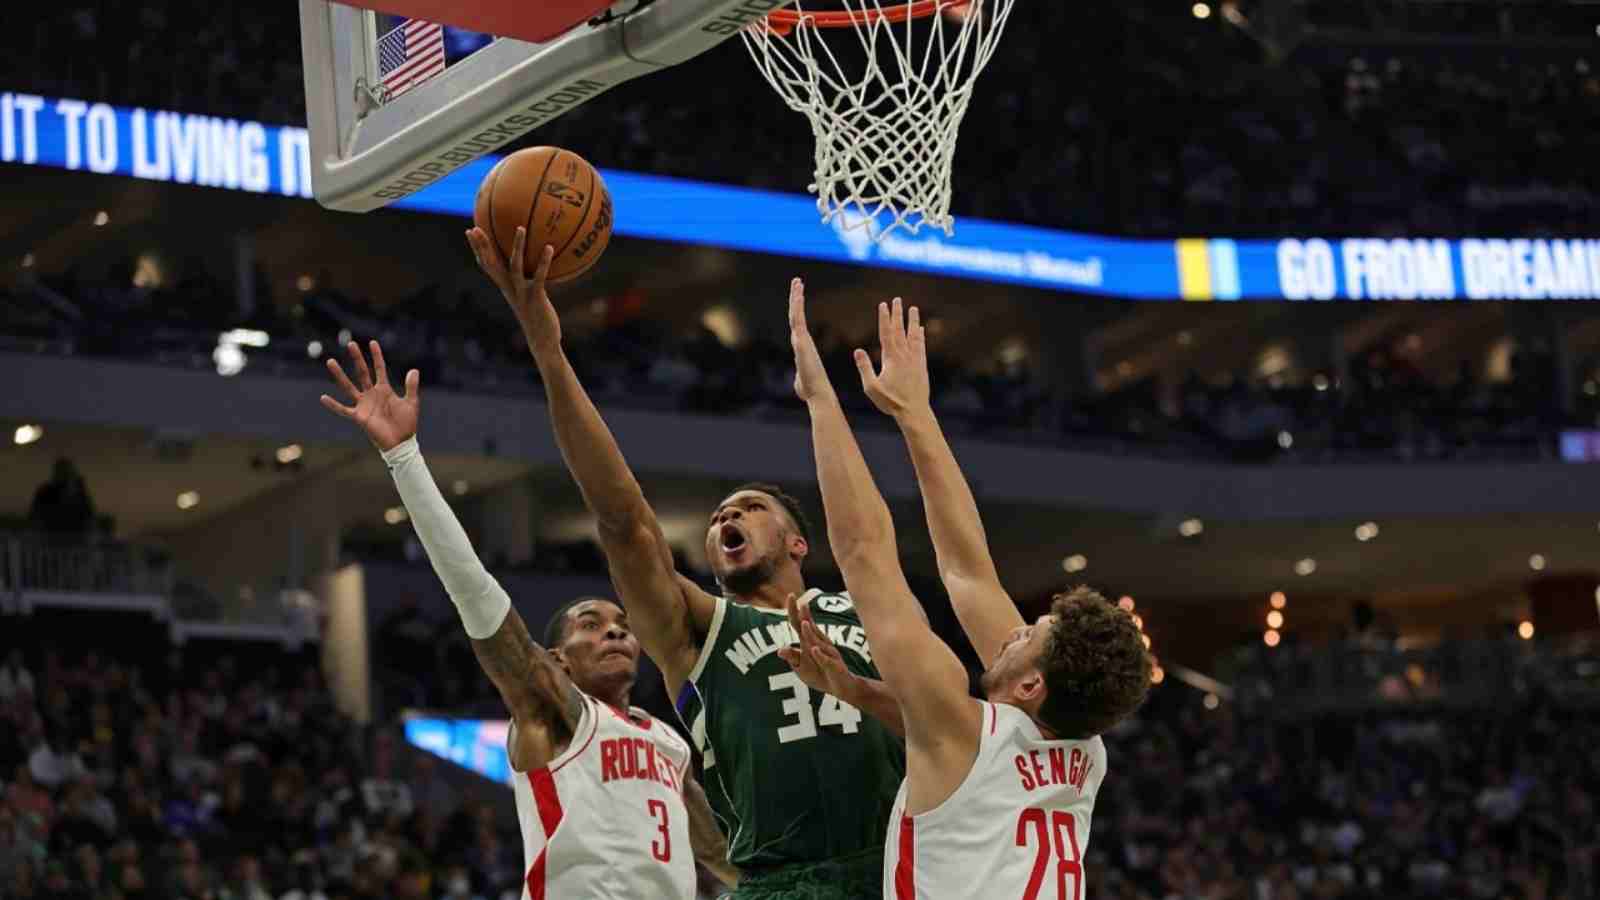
[854, 301, 1024, 667]
[789, 282, 980, 812]
[467, 227, 714, 691]
[320, 341, 580, 772]
[684, 776, 739, 888]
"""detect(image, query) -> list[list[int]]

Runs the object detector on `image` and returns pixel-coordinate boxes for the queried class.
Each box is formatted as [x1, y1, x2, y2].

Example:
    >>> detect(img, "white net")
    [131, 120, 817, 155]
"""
[741, 0, 1016, 241]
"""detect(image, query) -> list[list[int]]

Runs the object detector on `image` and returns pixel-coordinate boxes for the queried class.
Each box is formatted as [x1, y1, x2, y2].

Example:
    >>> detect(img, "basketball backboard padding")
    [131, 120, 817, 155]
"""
[337, 0, 614, 45]
[300, 0, 791, 213]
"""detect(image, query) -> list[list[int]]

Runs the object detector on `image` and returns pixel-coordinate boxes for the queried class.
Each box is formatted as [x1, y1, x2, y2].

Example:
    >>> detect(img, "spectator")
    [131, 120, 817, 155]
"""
[27, 459, 97, 538]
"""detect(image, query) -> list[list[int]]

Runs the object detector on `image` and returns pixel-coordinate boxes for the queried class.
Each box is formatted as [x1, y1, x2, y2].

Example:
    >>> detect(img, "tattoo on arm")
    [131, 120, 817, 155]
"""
[684, 777, 739, 887]
[470, 609, 583, 736]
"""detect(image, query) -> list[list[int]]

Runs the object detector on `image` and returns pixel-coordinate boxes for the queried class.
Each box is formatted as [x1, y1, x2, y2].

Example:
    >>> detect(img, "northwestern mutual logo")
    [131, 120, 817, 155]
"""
[830, 209, 1105, 289]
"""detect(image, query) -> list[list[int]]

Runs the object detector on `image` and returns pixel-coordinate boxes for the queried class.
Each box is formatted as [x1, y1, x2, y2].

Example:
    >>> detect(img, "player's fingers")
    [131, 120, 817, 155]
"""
[346, 341, 374, 390]
[532, 244, 555, 291]
[853, 349, 878, 387]
[404, 369, 420, 403]
[368, 340, 390, 386]
[783, 593, 805, 642]
[325, 358, 361, 403]
[506, 227, 528, 289]
[788, 278, 806, 334]
[811, 646, 845, 672]
[890, 297, 904, 347]
[907, 306, 924, 349]
[318, 394, 357, 419]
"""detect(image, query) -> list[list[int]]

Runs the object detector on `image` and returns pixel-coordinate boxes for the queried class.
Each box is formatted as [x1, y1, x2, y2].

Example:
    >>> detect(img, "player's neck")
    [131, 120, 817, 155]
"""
[734, 570, 806, 610]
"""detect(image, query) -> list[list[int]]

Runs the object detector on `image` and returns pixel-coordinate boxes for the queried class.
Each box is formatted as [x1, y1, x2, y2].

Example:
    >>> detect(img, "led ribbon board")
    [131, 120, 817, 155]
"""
[5, 91, 1598, 301]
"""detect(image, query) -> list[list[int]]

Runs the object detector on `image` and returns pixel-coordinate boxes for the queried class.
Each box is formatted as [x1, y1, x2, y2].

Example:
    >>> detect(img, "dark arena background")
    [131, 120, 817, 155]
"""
[3, 0, 1600, 898]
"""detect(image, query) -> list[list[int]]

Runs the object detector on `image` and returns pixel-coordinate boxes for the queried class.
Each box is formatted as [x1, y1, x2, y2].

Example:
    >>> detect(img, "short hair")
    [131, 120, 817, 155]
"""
[1035, 586, 1152, 740]
[727, 482, 813, 545]
[542, 596, 616, 649]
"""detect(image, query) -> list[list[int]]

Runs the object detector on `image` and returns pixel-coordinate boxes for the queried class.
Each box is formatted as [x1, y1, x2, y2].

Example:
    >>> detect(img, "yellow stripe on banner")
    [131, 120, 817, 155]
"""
[1176, 239, 1213, 301]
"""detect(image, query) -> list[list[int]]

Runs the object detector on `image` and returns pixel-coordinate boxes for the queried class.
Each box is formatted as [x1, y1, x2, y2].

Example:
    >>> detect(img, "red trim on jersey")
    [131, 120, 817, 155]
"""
[524, 768, 564, 900]
[894, 814, 916, 899]
[988, 703, 997, 735]
[550, 719, 600, 775]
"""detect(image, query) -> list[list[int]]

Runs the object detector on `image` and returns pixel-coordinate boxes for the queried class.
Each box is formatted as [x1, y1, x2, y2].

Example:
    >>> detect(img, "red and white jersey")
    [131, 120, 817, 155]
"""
[510, 692, 696, 900]
[884, 702, 1107, 900]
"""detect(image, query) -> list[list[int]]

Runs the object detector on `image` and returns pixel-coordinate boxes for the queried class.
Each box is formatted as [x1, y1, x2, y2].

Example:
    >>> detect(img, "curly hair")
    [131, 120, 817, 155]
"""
[1034, 586, 1152, 740]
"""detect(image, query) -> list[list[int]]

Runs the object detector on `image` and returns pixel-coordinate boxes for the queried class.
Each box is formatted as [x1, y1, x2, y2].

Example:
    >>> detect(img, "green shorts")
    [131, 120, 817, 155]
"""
[723, 847, 884, 900]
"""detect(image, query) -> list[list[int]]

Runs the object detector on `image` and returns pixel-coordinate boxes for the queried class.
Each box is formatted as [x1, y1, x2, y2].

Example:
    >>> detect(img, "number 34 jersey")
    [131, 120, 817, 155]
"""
[510, 692, 695, 900]
[676, 590, 907, 869]
[882, 702, 1107, 900]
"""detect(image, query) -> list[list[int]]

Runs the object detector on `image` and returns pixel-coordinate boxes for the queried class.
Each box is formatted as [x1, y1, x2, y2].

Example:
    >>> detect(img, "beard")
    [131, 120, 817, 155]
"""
[718, 551, 782, 596]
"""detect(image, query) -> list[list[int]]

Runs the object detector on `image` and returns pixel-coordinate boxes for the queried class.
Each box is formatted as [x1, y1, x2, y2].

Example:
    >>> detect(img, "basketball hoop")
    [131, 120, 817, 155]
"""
[742, 0, 1016, 240]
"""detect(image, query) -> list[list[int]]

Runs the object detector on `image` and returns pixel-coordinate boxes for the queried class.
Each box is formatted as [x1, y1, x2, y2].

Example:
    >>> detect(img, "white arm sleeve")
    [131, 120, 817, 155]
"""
[380, 436, 511, 640]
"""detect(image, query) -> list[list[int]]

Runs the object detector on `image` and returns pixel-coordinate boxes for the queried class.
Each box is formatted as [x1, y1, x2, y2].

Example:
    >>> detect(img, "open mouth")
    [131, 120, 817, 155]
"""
[719, 523, 748, 555]
[599, 647, 633, 663]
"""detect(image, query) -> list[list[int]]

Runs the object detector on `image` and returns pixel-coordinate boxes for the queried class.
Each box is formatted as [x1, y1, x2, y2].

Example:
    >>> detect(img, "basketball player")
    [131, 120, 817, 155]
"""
[466, 226, 907, 899]
[317, 340, 739, 899]
[787, 286, 1153, 900]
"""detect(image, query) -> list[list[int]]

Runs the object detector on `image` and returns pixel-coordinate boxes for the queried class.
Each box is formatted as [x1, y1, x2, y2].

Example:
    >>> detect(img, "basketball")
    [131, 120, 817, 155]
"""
[474, 147, 613, 284]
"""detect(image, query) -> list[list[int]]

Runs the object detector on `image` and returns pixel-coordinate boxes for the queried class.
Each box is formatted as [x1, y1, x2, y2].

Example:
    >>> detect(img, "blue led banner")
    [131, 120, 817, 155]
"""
[404, 716, 513, 784]
[6, 91, 1599, 300]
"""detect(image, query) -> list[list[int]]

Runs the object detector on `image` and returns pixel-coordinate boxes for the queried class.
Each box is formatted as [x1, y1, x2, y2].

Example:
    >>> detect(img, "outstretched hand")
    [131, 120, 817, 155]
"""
[466, 225, 562, 355]
[788, 278, 834, 404]
[319, 340, 420, 452]
[855, 297, 929, 420]
[776, 592, 859, 701]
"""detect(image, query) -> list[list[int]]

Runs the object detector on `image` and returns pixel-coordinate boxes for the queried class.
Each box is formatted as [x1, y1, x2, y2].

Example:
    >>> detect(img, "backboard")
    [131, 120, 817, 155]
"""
[299, 0, 787, 213]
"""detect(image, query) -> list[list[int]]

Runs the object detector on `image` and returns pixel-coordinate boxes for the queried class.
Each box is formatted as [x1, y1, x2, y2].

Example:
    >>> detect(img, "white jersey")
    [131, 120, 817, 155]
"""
[510, 692, 696, 900]
[883, 702, 1107, 900]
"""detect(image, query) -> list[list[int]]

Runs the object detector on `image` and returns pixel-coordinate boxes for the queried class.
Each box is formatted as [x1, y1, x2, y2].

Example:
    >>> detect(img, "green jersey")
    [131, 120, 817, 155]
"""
[675, 589, 906, 871]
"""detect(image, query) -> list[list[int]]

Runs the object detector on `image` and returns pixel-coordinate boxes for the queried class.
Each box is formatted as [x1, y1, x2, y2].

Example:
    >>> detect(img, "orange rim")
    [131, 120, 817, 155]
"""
[761, 0, 958, 35]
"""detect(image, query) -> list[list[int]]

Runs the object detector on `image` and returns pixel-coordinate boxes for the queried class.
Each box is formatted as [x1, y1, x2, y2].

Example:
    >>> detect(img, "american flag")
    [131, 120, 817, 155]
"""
[378, 18, 446, 100]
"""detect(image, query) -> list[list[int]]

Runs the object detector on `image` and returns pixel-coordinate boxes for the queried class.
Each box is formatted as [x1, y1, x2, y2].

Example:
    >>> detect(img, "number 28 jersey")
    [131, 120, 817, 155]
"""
[676, 590, 906, 869]
[883, 702, 1107, 900]
[510, 692, 695, 900]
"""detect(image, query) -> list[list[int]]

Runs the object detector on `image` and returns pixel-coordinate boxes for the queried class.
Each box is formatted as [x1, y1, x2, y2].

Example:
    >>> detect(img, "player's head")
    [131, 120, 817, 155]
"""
[543, 596, 639, 702]
[979, 586, 1151, 739]
[705, 483, 812, 596]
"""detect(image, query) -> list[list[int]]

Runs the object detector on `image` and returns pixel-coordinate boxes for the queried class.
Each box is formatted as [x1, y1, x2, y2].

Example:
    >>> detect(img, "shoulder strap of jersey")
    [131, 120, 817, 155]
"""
[506, 691, 600, 773]
[685, 594, 730, 685]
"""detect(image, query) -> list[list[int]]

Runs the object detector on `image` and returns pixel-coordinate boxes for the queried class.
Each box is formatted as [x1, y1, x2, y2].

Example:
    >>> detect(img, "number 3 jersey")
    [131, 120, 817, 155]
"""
[510, 691, 696, 900]
[882, 702, 1107, 900]
[676, 590, 907, 870]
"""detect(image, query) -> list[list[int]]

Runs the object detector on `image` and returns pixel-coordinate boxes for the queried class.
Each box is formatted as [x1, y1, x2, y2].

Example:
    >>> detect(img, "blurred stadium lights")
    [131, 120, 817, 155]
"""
[1062, 554, 1088, 573]
[1267, 610, 1284, 629]
[1518, 621, 1535, 640]
[1529, 553, 1548, 571]
[1270, 591, 1287, 609]
[176, 491, 200, 510]
[1263, 629, 1281, 647]
[13, 424, 43, 446]
[275, 444, 304, 465]
[1179, 518, 1205, 538]
[212, 342, 246, 377]
[1294, 557, 1316, 576]
[1192, 2, 1212, 19]
[1355, 522, 1380, 542]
